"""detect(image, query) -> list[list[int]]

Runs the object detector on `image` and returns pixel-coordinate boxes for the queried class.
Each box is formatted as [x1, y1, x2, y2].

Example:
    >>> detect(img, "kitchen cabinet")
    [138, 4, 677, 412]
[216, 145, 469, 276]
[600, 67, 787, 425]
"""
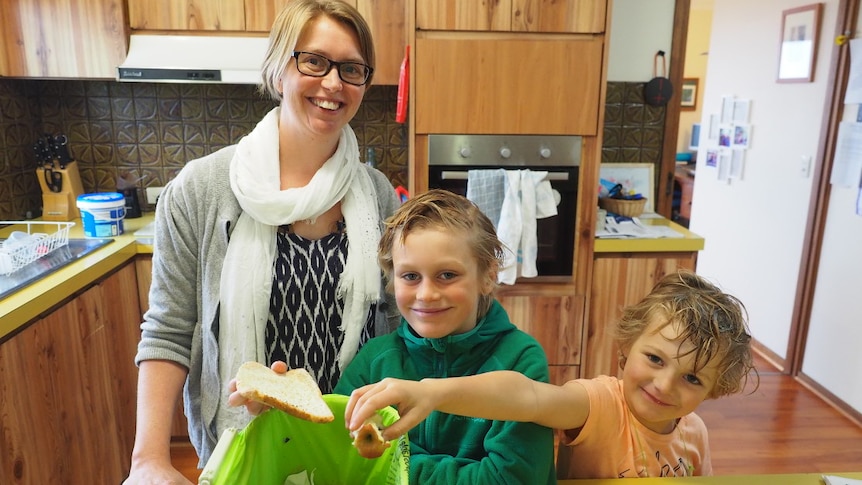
[0, 262, 141, 484]
[497, 283, 582, 385]
[127, 0, 406, 85]
[128, 0, 246, 30]
[136, 254, 190, 438]
[0, 0, 127, 78]
[583, 253, 697, 379]
[416, 0, 607, 33]
[414, 34, 603, 135]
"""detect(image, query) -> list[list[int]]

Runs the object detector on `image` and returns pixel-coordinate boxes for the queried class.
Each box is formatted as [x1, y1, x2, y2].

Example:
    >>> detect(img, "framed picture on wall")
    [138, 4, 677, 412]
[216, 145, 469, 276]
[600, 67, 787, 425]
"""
[681, 78, 698, 110]
[777, 3, 823, 83]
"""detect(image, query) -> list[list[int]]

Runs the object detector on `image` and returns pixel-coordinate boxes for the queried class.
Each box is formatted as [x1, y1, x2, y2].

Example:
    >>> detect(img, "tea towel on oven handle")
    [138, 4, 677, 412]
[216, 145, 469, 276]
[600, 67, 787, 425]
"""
[497, 170, 557, 285]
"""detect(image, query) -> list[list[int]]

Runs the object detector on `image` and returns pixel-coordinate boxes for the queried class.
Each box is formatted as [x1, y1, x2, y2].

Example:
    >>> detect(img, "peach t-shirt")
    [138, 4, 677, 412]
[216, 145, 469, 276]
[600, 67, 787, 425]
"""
[557, 375, 712, 478]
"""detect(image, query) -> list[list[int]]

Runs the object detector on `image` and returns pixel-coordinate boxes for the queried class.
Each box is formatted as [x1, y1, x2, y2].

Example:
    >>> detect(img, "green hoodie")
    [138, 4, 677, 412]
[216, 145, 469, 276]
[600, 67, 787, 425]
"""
[335, 300, 556, 484]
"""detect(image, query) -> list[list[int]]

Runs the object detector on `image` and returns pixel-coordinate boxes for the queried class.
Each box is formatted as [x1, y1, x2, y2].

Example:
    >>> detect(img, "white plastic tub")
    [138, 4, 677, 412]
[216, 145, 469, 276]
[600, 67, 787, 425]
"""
[76, 192, 125, 238]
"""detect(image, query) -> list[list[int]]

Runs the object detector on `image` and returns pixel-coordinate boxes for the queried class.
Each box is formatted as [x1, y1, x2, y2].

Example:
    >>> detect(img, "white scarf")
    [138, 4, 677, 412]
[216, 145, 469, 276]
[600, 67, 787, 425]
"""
[216, 107, 380, 428]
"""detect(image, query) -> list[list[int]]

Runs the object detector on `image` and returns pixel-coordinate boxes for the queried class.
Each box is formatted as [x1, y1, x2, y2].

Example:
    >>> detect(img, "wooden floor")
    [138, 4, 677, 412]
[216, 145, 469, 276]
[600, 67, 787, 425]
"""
[170, 354, 862, 481]
[697, 355, 862, 474]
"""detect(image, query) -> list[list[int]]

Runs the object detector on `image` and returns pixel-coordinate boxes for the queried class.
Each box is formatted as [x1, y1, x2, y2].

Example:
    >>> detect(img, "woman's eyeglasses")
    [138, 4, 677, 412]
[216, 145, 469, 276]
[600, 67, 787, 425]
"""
[292, 51, 373, 86]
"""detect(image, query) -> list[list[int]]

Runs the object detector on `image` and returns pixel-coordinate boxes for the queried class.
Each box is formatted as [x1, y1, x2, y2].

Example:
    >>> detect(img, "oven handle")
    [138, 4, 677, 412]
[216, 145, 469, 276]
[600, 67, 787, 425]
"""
[439, 170, 569, 181]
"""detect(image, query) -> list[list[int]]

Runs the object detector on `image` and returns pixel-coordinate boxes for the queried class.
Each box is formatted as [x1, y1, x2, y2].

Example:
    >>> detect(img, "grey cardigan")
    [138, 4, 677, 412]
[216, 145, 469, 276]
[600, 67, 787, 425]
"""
[135, 145, 400, 465]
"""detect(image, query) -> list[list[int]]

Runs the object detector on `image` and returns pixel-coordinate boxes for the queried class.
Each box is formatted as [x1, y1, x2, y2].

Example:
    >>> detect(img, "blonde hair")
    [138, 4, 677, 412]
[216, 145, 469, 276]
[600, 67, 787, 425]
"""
[378, 189, 503, 320]
[259, 0, 375, 100]
[616, 270, 758, 398]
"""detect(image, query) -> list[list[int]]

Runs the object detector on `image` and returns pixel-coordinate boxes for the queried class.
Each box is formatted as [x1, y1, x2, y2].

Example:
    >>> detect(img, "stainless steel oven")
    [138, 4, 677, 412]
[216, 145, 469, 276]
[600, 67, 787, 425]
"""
[427, 134, 581, 277]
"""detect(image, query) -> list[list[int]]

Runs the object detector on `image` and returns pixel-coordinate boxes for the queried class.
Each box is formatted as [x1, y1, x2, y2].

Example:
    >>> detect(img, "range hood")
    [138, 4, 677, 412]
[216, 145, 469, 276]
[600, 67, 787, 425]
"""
[117, 35, 269, 84]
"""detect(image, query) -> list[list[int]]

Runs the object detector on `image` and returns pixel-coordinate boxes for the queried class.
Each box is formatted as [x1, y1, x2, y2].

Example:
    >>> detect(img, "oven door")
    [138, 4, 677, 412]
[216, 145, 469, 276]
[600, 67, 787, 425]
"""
[428, 165, 578, 277]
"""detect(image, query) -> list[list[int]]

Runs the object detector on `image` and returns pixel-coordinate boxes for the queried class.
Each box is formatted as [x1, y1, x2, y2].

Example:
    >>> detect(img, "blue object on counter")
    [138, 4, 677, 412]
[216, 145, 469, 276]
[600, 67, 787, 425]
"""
[77, 192, 126, 238]
[598, 178, 617, 196]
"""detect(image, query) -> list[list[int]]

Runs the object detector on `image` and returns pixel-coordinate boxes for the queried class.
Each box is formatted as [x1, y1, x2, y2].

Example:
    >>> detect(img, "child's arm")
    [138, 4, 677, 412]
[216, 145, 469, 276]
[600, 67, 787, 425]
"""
[345, 371, 590, 439]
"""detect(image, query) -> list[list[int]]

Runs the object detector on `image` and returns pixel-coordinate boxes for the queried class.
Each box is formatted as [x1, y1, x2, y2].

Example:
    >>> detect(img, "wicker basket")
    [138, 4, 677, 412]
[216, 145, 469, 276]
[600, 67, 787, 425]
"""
[598, 197, 648, 218]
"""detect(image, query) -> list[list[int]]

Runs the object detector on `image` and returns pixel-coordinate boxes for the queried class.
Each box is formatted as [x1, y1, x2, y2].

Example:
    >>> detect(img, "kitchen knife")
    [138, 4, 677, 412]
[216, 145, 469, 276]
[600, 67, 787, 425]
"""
[53, 134, 72, 168]
[33, 138, 51, 168]
[44, 168, 63, 192]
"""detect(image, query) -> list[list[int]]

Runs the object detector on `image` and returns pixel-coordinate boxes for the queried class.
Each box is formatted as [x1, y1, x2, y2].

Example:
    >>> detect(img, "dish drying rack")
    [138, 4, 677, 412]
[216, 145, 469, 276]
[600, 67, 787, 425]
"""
[0, 221, 74, 275]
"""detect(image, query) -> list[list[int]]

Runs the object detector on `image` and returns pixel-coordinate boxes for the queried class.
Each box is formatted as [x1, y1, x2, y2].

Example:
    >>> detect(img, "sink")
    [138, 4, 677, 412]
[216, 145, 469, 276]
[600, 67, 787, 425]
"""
[0, 238, 114, 300]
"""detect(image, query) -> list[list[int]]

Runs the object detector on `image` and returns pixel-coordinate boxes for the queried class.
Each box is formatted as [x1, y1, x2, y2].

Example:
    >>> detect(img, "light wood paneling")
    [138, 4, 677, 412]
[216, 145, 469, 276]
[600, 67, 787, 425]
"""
[0, 0, 127, 78]
[356, 0, 406, 85]
[512, 0, 607, 33]
[0, 263, 141, 484]
[416, 0, 511, 31]
[417, 0, 606, 33]
[497, 284, 583, 369]
[415, 34, 603, 135]
[244, 0, 292, 31]
[128, 0, 245, 30]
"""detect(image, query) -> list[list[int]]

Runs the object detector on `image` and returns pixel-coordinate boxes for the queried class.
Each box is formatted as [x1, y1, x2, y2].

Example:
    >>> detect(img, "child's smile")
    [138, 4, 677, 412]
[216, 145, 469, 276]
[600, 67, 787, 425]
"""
[622, 317, 720, 434]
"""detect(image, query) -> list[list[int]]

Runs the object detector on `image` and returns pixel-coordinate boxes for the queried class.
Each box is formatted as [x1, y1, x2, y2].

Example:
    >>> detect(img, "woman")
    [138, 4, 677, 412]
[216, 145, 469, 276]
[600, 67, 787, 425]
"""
[123, 1, 399, 483]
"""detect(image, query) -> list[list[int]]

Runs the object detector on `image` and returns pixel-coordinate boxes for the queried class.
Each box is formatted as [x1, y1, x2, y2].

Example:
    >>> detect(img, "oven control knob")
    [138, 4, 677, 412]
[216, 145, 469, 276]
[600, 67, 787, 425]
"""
[459, 147, 472, 158]
[539, 147, 552, 159]
[499, 147, 512, 159]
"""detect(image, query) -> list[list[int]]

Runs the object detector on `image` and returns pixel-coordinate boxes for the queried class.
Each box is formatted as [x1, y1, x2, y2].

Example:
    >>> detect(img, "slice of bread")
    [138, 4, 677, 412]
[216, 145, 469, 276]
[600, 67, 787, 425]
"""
[235, 361, 334, 423]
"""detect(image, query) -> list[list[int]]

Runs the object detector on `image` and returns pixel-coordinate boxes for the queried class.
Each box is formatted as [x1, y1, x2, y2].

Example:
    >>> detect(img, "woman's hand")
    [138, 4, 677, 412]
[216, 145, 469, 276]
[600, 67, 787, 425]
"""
[227, 361, 288, 415]
[123, 459, 193, 485]
[344, 378, 437, 441]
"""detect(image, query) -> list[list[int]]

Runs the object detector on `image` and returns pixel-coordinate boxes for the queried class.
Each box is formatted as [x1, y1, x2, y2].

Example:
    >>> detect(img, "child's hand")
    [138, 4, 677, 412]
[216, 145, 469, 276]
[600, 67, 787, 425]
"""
[227, 361, 289, 415]
[345, 378, 436, 441]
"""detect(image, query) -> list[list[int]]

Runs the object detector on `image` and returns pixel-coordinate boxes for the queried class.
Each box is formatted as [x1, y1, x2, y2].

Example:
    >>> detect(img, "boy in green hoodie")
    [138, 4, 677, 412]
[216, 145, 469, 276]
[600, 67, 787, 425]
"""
[333, 189, 555, 484]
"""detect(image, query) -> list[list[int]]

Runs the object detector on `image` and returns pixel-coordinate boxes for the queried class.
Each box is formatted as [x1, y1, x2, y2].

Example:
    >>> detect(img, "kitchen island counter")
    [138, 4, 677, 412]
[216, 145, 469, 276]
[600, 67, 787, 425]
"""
[0, 214, 154, 341]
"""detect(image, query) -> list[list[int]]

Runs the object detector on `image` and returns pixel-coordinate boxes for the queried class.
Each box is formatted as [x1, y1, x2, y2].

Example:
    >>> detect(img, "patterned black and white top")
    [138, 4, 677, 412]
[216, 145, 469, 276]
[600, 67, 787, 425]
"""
[264, 226, 376, 394]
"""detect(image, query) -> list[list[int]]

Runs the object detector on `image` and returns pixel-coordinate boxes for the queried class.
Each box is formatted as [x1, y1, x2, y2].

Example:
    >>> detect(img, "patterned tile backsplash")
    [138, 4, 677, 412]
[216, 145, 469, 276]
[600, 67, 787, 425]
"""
[0, 80, 663, 220]
[0, 79, 407, 220]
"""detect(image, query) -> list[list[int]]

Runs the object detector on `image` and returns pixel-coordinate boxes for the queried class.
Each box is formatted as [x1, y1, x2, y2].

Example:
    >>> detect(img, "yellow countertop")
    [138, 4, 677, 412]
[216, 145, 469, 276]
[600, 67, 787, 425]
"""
[560, 472, 862, 484]
[594, 216, 705, 254]
[0, 214, 155, 341]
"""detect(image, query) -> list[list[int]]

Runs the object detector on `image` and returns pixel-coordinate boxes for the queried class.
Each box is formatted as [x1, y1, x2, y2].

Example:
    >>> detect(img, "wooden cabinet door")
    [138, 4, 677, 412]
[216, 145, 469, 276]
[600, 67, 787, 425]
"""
[417, 0, 511, 31]
[415, 35, 602, 135]
[583, 253, 697, 379]
[356, 0, 406, 86]
[0, 263, 141, 484]
[417, 0, 605, 33]
[128, 0, 245, 30]
[512, 0, 607, 33]
[496, 283, 584, 384]
[0, 0, 127, 78]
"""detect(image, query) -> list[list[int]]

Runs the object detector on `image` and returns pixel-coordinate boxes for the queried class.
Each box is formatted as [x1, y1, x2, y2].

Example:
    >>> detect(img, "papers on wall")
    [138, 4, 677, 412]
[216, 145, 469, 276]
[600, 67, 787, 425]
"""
[844, 39, 862, 103]
[830, 121, 862, 188]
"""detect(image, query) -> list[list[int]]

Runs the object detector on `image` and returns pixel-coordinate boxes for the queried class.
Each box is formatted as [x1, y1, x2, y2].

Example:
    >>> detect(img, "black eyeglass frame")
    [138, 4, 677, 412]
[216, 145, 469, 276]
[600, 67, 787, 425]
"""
[292, 51, 374, 86]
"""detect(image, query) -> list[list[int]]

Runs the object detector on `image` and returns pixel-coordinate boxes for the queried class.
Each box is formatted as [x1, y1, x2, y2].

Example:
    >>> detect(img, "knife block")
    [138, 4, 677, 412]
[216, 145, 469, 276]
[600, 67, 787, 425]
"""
[37, 161, 85, 221]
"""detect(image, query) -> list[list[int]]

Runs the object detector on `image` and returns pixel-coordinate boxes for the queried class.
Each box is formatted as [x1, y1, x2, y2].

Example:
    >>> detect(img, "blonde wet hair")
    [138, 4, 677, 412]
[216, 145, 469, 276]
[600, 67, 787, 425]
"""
[259, 0, 375, 100]
[378, 189, 504, 321]
[616, 270, 758, 398]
